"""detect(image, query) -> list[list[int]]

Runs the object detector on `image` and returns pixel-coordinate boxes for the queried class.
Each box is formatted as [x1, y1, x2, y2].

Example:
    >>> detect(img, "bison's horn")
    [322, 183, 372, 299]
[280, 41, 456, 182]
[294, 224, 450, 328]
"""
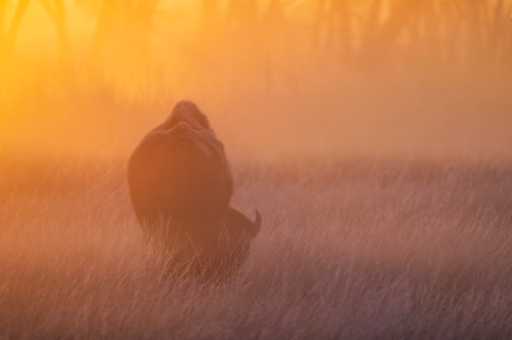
[254, 210, 262, 233]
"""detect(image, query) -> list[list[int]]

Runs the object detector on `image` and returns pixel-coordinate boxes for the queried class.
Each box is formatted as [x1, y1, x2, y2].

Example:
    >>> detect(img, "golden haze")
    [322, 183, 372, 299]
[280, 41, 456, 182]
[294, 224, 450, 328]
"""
[2, 2, 512, 338]
[0, 0, 511, 162]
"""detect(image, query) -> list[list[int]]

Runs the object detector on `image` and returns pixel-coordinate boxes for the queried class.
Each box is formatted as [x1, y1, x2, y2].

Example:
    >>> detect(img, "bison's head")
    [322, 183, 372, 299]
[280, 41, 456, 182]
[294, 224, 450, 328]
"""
[165, 100, 212, 132]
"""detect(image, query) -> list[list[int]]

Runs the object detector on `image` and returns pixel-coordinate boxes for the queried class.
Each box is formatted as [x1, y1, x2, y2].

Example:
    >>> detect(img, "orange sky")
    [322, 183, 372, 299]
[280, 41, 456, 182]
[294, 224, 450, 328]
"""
[1, 0, 511, 162]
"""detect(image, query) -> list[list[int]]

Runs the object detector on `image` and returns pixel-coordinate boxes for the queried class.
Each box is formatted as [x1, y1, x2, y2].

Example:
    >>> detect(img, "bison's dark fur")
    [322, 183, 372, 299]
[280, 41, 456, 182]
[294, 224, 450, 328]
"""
[128, 100, 261, 279]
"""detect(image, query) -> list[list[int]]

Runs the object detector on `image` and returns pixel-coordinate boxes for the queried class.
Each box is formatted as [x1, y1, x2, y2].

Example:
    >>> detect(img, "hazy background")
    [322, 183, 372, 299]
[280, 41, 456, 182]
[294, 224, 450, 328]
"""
[3, 2, 512, 338]
[0, 0, 511, 162]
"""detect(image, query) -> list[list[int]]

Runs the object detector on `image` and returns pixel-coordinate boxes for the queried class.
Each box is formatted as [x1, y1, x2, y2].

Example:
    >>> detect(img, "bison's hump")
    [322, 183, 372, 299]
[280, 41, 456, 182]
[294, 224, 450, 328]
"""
[159, 100, 212, 132]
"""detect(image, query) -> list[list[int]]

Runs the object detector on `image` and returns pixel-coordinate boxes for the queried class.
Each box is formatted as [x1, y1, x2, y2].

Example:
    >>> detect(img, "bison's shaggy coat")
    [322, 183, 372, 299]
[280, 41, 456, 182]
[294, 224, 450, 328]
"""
[128, 101, 260, 279]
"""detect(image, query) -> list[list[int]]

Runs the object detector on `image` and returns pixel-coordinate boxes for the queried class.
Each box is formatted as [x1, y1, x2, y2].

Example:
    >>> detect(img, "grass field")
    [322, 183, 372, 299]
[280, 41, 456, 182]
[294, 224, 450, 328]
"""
[1, 158, 512, 339]
[1, 0, 512, 338]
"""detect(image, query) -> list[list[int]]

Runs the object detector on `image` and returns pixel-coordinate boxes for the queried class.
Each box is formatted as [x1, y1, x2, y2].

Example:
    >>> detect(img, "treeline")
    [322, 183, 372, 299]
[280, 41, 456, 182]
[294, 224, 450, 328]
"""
[0, 0, 510, 89]
[196, 0, 512, 71]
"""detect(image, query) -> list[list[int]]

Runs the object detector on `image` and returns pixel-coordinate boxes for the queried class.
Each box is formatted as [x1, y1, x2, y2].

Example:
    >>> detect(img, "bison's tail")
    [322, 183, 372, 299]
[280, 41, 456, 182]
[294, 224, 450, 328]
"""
[253, 210, 262, 235]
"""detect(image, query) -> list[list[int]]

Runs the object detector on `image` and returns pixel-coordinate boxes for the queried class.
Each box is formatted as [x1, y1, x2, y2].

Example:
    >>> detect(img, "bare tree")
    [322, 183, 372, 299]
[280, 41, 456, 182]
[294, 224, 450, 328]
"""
[358, 0, 425, 68]
[86, 0, 161, 70]
[0, 0, 6, 44]
[1, 0, 31, 60]
[87, 0, 121, 67]
[40, 0, 72, 64]
[0, 0, 71, 65]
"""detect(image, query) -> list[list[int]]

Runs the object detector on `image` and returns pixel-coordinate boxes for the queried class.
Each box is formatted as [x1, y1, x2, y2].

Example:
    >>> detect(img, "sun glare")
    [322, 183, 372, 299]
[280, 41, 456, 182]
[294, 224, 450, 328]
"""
[2, 1, 512, 339]
[0, 0, 511, 160]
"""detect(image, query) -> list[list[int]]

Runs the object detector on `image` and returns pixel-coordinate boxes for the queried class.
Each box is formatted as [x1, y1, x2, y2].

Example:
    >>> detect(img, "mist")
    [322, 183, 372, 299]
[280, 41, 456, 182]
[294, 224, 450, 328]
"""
[1, 0, 511, 162]
[3, 2, 512, 339]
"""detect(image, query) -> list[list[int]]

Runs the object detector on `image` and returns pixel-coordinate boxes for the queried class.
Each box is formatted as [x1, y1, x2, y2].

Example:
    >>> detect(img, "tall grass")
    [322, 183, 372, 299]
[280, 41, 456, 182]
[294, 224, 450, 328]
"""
[1, 1, 512, 338]
[1, 159, 512, 338]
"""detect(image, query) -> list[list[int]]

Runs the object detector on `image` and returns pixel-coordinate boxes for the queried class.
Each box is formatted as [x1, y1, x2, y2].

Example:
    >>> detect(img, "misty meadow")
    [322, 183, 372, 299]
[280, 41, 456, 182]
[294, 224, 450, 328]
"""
[1, 0, 512, 339]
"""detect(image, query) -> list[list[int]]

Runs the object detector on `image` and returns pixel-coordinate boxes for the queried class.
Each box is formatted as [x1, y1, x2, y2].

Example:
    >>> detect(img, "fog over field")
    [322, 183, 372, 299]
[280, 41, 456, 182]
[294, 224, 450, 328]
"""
[1, 0, 512, 339]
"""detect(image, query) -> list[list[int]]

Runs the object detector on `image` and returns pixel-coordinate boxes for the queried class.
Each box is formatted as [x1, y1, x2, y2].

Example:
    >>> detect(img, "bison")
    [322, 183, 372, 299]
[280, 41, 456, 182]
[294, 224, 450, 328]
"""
[128, 100, 261, 279]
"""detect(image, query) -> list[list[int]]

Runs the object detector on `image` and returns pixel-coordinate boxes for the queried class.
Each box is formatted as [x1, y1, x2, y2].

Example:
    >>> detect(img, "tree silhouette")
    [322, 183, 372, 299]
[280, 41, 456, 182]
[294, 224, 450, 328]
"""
[40, 0, 71, 64]
[1, 0, 31, 61]
[86, 0, 161, 71]
[0, 0, 71, 64]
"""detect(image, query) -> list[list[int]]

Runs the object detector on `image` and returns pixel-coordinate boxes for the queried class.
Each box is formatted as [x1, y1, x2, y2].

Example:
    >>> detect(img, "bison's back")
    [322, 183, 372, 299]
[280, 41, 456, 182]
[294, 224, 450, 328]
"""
[128, 120, 232, 227]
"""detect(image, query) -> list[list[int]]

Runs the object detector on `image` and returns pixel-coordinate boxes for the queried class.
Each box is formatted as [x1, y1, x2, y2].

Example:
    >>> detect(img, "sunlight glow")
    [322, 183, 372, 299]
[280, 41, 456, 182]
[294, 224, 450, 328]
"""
[1, 0, 511, 161]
